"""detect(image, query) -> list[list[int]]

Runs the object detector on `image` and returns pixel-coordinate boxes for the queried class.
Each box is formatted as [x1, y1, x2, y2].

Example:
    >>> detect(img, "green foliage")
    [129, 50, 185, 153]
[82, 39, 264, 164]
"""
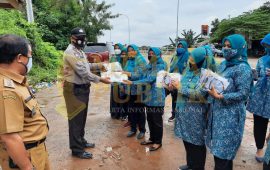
[0, 9, 62, 85]
[32, 0, 118, 50]
[211, 2, 270, 42]
[181, 29, 200, 47]
[210, 18, 219, 36]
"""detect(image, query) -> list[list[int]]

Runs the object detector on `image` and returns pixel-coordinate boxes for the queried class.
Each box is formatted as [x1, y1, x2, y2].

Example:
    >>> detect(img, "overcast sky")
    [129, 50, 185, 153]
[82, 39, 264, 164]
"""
[97, 0, 268, 47]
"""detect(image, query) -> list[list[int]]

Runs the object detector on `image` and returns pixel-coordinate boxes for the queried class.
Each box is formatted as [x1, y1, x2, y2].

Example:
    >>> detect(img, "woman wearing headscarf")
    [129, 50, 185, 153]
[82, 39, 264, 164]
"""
[110, 43, 126, 119]
[170, 47, 209, 170]
[122, 44, 147, 139]
[246, 33, 270, 162]
[123, 47, 166, 151]
[202, 44, 217, 72]
[206, 34, 253, 170]
[118, 48, 129, 121]
[110, 43, 124, 63]
[167, 40, 190, 122]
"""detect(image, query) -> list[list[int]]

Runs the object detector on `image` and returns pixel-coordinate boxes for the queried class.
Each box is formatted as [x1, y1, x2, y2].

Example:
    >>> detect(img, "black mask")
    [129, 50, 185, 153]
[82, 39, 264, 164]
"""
[189, 59, 205, 70]
[72, 35, 86, 49]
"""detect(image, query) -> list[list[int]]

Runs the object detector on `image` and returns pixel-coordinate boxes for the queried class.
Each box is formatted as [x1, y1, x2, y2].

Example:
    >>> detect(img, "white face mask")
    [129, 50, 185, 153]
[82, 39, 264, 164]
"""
[114, 49, 121, 55]
[26, 57, 33, 73]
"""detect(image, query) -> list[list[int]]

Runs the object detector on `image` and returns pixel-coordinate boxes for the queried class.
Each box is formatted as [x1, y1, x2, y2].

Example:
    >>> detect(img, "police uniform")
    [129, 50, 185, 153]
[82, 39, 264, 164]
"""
[0, 67, 49, 170]
[63, 42, 102, 154]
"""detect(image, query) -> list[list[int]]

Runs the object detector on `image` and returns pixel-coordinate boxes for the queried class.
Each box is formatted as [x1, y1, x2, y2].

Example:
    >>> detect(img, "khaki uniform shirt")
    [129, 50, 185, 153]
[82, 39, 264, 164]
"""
[63, 44, 102, 84]
[0, 68, 48, 143]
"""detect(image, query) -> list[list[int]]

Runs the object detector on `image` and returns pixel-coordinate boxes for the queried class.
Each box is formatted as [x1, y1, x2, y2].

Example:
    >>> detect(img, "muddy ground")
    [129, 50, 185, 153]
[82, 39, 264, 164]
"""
[38, 58, 262, 170]
[1, 58, 263, 170]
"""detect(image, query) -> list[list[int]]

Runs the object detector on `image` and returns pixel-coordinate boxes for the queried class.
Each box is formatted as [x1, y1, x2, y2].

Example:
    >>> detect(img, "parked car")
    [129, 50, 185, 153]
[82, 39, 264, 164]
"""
[83, 42, 110, 63]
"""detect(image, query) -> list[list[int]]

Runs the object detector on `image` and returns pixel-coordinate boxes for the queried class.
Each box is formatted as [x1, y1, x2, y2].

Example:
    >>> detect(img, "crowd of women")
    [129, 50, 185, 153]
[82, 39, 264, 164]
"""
[107, 33, 270, 170]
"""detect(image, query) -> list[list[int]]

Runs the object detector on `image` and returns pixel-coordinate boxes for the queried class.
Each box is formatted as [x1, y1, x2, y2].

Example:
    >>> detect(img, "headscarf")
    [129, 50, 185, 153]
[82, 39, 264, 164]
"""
[222, 34, 250, 68]
[260, 33, 270, 91]
[114, 43, 124, 63]
[169, 40, 189, 74]
[190, 47, 206, 70]
[124, 44, 147, 72]
[202, 45, 217, 71]
[147, 47, 165, 69]
[120, 47, 128, 68]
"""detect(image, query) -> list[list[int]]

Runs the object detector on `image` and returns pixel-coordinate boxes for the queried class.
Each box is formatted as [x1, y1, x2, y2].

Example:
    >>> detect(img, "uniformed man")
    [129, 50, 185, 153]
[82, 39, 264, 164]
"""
[0, 34, 49, 170]
[63, 27, 111, 159]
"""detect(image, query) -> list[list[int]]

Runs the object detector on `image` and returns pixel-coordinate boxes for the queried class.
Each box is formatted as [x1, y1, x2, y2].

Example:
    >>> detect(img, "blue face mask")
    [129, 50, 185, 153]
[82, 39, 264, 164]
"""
[176, 48, 185, 56]
[222, 48, 238, 60]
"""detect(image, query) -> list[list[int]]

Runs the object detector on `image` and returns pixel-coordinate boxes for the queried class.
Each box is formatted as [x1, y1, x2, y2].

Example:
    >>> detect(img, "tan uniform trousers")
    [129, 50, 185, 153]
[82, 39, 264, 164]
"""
[0, 143, 50, 170]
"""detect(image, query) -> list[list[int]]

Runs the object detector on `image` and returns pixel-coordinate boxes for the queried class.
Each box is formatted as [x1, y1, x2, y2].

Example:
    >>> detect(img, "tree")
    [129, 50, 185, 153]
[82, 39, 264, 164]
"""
[0, 9, 62, 84]
[32, 0, 118, 50]
[210, 18, 220, 36]
[210, 1, 270, 43]
[81, 0, 119, 42]
[181, 29, 200, 47]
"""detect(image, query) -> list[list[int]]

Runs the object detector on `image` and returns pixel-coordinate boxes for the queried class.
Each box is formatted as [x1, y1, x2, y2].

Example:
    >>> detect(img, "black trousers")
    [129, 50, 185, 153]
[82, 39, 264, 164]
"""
[146, 106, 164, 144]
[128, 95, 146, 133]
[214, 156, 233, 170]
[110, 84, 129, 119]
[254, 114, 269, 149]
[183, 141, 206, 170]
[264, 162, 270, 170]
[63, 81, 90, 154]
[165, 89, 177, 117]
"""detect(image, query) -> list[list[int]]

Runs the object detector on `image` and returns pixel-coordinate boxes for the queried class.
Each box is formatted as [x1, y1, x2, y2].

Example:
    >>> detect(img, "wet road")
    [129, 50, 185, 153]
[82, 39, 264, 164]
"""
[36, 67, 264, 170]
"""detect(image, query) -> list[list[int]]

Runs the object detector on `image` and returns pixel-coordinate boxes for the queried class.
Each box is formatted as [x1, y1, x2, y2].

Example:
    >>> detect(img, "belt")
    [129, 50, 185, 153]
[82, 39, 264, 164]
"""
[24, 138, 46, 150]
[64, 81, 90, 88]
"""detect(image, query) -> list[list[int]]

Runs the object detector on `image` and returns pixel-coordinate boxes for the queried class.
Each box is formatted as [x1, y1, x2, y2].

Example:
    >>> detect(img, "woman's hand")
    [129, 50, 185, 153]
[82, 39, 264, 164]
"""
[208, 85, 223, 99]
[170, 80, 180, 90]
[122, 71, 131, 77]
[122, 80, 133, 85]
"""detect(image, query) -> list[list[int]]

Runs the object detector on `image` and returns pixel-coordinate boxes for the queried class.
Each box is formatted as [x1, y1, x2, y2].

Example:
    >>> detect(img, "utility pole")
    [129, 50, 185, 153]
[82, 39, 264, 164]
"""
[26, 0, 34, 23]
[176, 0, 180, 46]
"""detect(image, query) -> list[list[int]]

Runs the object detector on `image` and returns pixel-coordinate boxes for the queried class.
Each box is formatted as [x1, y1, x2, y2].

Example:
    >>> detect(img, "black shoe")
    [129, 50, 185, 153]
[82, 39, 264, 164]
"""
[149, 144, 162, 151]
[178, 165, 191, 170]
[127, 131, 136, 137]
[72, 151, 93, 159]
[121, 116, 128, 121]
[140, 140, 154, 145]
[168, 116, 175, 122]
[85, 143, 95, 148]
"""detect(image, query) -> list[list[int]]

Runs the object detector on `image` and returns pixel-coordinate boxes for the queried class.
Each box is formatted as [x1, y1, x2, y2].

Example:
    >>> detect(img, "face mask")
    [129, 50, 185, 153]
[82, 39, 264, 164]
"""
[18, 56, 32, 74]
[26, 57, 33, 73]
[128, 51, 137, 58]
[176, 48, 185, 56]
[72, 36, 86, 49]
[189, 62, 196, 71]
[121, 53, 127, 58]
[76, 39, 86, 48]
[114, 49, 121, 55]
[148, 55, 157, 63]
[222, 48, 238, 60]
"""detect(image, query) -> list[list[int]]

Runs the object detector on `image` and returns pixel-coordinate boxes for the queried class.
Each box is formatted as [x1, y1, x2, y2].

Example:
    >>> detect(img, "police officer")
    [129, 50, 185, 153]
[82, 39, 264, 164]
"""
[63, 27, 110, 159]
[0, 34, 49, 169]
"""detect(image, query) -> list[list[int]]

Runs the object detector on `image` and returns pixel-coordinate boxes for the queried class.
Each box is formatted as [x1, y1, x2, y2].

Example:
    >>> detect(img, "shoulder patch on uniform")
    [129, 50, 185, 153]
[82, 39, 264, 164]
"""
[3, 78, 15, 89]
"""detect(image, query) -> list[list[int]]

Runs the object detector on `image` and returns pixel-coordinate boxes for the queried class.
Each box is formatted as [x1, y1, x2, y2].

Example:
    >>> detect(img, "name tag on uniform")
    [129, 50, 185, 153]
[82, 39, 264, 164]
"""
[3, 78, 15, 89]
